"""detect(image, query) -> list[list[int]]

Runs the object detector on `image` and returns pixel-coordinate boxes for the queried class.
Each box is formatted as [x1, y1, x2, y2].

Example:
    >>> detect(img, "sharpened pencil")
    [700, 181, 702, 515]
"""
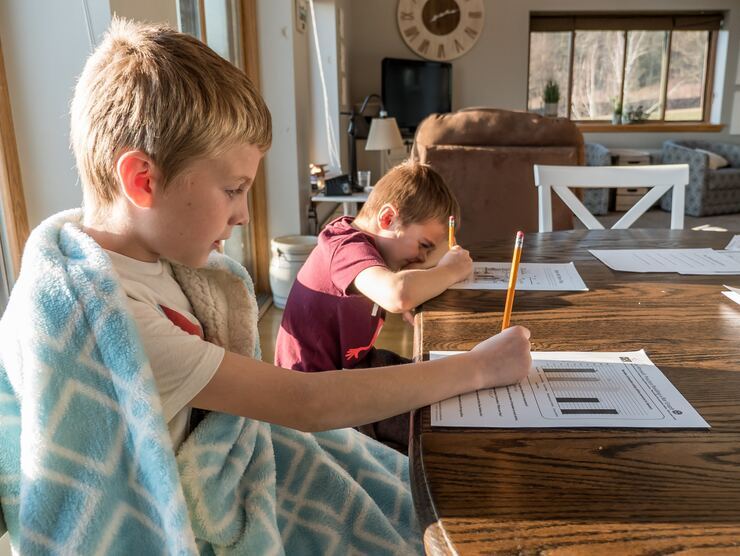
[501, 231, 524, 331]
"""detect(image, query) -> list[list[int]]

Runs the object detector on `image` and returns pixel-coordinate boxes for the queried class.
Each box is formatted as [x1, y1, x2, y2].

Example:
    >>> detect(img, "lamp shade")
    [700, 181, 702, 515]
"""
[365, 117, 404, 151]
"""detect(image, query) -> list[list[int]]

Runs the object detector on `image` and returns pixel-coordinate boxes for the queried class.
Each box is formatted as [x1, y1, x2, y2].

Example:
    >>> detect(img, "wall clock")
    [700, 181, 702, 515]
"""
[397, 0, 484, 62]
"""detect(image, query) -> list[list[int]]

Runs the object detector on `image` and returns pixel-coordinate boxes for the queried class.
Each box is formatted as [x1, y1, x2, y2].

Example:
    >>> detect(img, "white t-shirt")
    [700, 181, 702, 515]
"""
[106, 250, 225, 449]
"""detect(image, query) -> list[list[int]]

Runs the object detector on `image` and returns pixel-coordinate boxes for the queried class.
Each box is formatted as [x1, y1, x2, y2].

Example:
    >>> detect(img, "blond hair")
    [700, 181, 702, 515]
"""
[71, 18, 271, 217]
[357, 162, 460, 226]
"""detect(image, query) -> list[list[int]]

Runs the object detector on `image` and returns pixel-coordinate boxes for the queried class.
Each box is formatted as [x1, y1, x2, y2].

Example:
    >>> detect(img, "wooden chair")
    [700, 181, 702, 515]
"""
[533, 164, 689, 232]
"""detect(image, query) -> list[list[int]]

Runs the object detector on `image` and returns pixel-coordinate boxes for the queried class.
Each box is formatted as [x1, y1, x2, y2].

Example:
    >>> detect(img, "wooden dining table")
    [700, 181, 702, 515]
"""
[411, 229, 740, 555]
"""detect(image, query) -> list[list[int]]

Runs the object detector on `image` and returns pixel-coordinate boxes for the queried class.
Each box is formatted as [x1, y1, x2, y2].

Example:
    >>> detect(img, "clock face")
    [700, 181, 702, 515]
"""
[397, 0, 484, 62]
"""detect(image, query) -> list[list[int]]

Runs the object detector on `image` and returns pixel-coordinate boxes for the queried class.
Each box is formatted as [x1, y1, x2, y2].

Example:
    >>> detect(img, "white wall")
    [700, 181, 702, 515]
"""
[257, 0, 315, 238]
[348, 0, 740, 151]
[0, 0, 111, 227]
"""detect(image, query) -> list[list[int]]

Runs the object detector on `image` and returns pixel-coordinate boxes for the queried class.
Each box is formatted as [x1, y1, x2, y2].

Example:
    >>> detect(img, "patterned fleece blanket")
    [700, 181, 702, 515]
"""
[0, 209, 421, 554]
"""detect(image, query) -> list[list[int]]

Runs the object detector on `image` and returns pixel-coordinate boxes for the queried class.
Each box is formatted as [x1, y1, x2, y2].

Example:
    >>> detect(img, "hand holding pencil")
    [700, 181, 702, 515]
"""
[438, 214, 472, 282]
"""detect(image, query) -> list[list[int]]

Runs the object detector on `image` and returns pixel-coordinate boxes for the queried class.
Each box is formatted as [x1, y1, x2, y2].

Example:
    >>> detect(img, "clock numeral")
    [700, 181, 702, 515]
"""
[400, 11, 414, 21]
[464, 26, 478, 39]
[468, 11, 483, 19]
[454, 38, 465, 53]
[403, 26, 420, 40]
[418, 39, 430, 54]
[437, 43, 446, 59]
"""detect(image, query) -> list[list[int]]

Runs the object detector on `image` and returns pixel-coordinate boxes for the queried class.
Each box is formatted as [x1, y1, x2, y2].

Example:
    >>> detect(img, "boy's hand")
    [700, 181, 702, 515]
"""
[437, 245, 473, 283]
[469, 326, 532, 389]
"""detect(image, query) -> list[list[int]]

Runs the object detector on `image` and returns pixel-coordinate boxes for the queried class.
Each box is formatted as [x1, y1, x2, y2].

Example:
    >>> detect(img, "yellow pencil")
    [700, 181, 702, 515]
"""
[448, 216, 456, 249]
[501, 231, 524, 331]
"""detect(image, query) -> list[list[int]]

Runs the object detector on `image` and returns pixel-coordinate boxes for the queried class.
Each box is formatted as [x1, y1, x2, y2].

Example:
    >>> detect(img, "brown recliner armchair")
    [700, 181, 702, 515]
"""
[411, 108, 584, 245]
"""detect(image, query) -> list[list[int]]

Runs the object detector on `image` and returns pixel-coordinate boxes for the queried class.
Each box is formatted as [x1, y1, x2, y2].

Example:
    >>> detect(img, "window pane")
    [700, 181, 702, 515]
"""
[622, 31, 668, 121]
[665, 31, 709, 121]
[204, 0, 244, 70]
[571, 31, 624, 120]
[527, 32, 570, 117]
[177, 0, 202, 39]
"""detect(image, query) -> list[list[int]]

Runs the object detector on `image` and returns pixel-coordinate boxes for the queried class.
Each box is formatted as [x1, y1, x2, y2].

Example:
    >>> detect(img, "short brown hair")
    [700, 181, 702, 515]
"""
[71, 18, 272, 217]
[357, 162, 460, 226]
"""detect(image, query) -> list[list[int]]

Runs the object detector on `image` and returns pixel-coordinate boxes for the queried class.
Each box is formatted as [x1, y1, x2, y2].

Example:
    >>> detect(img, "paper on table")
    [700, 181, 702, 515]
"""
[430, 350, 709, 429]
[725, 235, 740, 251]
[679, 250, 740, 274]
[590, 248, 740, 274]
[723, 284, 740, 305]
[450, 262, 588, 291]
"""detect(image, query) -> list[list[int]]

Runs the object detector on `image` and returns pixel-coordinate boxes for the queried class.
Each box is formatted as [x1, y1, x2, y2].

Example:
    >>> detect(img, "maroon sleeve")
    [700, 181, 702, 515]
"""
[329, 234, 388, 295]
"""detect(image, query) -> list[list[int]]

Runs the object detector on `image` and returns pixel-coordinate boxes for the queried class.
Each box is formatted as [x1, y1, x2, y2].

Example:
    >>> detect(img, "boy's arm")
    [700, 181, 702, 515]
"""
[353, 246, 472, 313]
[189, 326, 531, 432]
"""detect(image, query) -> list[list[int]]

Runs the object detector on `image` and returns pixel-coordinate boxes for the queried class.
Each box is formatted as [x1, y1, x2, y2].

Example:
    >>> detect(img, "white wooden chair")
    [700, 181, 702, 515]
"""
[533, 164, 689, 232]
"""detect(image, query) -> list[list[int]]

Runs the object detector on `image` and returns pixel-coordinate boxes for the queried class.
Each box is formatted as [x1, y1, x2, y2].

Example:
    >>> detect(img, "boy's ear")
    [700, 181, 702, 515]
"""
[377, 204, 399, 231]
[116, 150, 159, 208]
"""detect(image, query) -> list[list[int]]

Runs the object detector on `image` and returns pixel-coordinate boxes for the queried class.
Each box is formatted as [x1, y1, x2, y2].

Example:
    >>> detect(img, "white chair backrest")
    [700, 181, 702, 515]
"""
[533, 164, 689, 232]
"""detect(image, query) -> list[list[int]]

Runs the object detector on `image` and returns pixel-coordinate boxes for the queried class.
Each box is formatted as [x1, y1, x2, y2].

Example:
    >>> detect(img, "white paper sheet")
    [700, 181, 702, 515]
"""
[430, 350, 709, 429]
[589, 248, 740, 274]
[726, 235, 740, 251]
[723, 284, 740, 305]
[449, 262, 588, 291]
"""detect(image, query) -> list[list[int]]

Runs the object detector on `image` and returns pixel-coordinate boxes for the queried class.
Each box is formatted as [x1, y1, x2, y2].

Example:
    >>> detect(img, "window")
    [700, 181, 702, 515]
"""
[178, 0, 271, 294]
[527, 13, 722, 123]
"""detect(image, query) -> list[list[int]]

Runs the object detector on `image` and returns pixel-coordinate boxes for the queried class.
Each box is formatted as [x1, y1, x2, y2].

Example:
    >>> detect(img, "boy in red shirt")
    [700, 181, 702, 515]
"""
[276, 162, 473, 450]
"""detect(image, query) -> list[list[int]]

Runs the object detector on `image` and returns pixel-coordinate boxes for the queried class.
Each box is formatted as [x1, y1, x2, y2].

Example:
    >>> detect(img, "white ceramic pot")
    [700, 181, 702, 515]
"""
[269, 235, 318, 309]
[544, 102, 559, 117]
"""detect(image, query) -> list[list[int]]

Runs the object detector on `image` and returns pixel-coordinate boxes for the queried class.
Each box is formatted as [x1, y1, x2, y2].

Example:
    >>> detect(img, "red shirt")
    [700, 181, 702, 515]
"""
[275, 217, 387, 371]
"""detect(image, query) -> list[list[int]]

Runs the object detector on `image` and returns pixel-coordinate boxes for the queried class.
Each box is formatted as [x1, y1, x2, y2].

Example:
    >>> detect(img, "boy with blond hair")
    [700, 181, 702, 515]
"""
[276, 162, 472, 449]
[0, 19, 531, 554]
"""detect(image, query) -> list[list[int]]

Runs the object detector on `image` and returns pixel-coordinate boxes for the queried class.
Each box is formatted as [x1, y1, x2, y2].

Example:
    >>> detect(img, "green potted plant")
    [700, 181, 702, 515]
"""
[543, 80, 560, 117]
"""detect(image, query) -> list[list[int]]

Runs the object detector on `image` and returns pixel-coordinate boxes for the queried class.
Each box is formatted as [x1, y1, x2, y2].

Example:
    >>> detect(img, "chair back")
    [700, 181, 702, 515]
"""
[411, 108, 584, 244]
[533, 164, 689, 231]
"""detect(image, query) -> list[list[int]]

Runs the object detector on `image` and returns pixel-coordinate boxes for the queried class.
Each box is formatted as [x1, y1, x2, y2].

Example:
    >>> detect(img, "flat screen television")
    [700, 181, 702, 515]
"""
[381, 57, 452, 137]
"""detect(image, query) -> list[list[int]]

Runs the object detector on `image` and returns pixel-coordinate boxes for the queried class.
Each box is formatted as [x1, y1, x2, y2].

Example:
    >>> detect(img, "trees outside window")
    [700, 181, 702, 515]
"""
[527, 14, 720, 123]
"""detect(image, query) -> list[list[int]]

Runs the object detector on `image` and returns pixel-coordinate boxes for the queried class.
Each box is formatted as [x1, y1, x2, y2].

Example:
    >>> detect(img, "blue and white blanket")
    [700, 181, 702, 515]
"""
[0, 210, 421, 554]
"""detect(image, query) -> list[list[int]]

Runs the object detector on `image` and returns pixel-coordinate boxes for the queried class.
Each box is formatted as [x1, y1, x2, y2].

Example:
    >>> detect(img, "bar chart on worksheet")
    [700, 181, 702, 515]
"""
[430, 350, 708, 428]
[449, 262, 588, 291]
[530, 361, 663, 420]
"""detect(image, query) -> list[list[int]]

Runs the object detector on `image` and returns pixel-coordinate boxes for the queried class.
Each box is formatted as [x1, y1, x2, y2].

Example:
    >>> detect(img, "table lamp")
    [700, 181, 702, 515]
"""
[345, 94, 404, 192]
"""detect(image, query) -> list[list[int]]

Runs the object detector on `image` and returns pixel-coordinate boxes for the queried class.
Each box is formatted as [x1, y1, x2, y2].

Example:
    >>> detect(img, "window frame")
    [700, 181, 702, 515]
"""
[177, 0, 271, 293]
[527, 13, 723, 128]
[0, 37, 30, 283]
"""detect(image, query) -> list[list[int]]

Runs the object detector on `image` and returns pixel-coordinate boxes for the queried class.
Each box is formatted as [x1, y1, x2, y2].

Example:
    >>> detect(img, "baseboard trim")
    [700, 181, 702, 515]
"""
[256, 293, 272, 320]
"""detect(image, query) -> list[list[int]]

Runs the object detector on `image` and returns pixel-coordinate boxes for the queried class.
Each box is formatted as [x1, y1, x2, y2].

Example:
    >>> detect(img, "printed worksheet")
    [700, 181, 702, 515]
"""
[726, 235, 740, 251]
[589, 248, 740, 274]
[449, 262, 588, 291]
[430, 350, 709, 429]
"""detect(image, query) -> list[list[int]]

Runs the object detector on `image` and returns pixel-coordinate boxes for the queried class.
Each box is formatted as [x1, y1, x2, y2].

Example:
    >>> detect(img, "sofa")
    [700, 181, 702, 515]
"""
[411, 108, 583, 244]
[660, 140, 740, 216]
